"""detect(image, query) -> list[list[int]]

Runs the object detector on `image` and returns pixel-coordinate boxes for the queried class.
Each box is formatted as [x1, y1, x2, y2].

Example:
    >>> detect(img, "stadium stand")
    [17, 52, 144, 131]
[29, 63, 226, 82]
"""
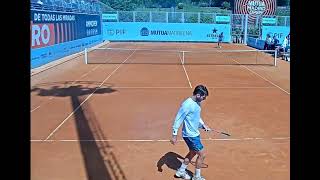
[30, 0, 102, 14]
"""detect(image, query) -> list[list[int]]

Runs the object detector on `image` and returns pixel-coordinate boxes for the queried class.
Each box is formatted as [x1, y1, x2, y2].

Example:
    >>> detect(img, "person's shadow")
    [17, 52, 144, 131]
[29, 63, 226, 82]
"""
[157, 152, 193, 178]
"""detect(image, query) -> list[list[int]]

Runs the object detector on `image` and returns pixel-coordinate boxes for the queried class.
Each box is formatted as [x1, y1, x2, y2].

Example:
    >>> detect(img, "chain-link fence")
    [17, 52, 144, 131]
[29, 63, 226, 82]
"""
[102, 11, 289, 44]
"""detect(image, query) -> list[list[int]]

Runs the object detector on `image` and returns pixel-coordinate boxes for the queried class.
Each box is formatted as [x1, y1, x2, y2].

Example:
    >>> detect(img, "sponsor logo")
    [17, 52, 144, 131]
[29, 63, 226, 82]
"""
[31, 23, 55, 49]
[140, 27, 192, 36]
[247, 0, 266, 15]
[140, 27, 149, 36]
[107, 29, 126, 36]
[107, 29, 115, 35]
[86, 20, 98, 27]
[206, 28, 219, 39]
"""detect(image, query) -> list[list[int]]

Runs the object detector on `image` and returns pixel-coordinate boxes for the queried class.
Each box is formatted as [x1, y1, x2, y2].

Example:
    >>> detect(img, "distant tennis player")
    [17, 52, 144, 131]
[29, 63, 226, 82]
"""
[217, 32, 223, 48]
[170, 85, 211, 180]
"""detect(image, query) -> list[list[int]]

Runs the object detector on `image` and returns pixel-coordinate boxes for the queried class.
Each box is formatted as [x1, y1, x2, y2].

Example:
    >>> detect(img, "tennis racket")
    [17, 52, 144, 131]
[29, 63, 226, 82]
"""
[204, 128, 231, 136]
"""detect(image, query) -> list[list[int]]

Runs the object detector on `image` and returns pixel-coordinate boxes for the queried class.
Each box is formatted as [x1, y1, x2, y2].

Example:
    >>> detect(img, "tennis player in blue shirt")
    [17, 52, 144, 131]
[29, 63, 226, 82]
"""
[217, 32, 223, 48]
[171, 85, 211, 180]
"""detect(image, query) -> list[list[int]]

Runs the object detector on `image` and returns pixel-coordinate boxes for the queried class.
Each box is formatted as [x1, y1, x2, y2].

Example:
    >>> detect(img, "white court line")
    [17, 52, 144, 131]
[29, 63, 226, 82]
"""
[97, 86, 275, 89]
[44, 49, 137, 141]
[31, 136, 290, 142]
[30, 66, 101, 112]
[208, 86, 276, 89]
[106, 86, 191, 89]
[239, 66, 290, 95]
[178, 52, 192, 88]
[30, 106, 41, 113]
[31, 85, 276, 113]
[30, 49, 118, 113]
[218, 50, 290, 95]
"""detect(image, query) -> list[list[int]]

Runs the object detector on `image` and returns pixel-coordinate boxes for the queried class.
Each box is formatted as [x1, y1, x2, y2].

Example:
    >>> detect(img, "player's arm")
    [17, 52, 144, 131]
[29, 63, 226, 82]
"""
[171, 105, 189, 145]
[199, 117, 211, 131]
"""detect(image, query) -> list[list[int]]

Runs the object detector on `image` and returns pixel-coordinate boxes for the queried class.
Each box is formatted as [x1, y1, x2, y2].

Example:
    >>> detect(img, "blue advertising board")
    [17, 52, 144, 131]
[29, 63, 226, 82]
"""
[31, 9, 101, 49]
[31, 10, 103, 69]
[102, 22, 231, 42]
[262, 26, 290, 44]
[262, 18, 277, 25]
[31, 35, 102, 68]
[246, 37, 265, 49]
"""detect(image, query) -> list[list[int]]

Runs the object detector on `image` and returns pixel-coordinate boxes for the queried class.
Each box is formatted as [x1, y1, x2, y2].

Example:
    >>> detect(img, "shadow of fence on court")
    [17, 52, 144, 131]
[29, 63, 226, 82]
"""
[32, 85, 127, 180]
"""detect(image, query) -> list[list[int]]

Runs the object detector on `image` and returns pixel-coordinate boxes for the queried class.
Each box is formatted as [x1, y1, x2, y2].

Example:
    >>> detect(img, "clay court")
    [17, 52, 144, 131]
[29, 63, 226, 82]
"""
[31, 42, 290, 180]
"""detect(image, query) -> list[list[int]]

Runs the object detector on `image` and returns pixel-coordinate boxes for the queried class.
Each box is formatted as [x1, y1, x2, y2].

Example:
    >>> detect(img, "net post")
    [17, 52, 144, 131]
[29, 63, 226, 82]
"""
[84, 48, 88, 64]
[274, 49, 277, 66]
[182, 51, 185, 64]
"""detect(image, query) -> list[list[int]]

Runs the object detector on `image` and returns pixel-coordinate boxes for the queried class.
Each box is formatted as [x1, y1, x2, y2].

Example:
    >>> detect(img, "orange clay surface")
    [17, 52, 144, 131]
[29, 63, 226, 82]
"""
[31, 42, 290, 180]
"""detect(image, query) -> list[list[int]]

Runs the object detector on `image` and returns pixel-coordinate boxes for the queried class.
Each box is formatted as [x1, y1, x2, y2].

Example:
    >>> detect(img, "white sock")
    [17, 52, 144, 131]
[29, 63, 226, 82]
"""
[195, 168, 201, 177]
[178, 163, 188, 171]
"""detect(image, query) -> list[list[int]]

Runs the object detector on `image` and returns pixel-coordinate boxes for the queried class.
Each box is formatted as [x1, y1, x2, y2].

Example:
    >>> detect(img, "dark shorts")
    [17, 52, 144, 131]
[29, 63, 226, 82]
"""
[183, 136, 204, 152]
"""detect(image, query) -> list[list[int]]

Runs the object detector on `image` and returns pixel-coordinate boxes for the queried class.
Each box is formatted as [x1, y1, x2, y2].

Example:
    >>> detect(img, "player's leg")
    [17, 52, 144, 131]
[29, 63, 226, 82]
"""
[192, 137, 206, 180]
[175, 137, 197, 179]
[175, 151, 196, 179]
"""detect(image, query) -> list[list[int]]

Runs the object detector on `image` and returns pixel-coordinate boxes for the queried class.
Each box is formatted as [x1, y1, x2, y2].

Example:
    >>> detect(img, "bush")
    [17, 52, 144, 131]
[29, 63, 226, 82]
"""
[221, 1, 231, 10]
[199, 2, 208, 7]
[178, 3, 184, 9]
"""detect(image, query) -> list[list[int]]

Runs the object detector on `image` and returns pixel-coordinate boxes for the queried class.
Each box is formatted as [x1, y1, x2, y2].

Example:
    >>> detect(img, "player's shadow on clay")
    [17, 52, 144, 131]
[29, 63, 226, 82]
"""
[157, 152, 193, 178]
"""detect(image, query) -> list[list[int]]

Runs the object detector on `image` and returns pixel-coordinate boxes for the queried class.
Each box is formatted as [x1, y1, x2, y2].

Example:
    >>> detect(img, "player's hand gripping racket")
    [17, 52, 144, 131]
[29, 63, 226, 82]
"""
[203, 128, 231, 136]
[210, 129, 231, 136]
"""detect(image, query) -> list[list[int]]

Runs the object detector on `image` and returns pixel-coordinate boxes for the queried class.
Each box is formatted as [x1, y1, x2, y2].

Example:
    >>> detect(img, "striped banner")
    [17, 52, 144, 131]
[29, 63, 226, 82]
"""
[31, 10, 101, 49]
[234, 0, 276, 23]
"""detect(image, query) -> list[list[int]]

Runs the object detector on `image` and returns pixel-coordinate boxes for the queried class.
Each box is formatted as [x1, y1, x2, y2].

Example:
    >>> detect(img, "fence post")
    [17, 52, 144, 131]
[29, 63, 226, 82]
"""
[285, 16, 287, 26]
[230, 14, 232, 43]
[198, 12, 200, 23]
[166, 12, 168, 23]
[241, 14, 244, 32]
[117, 11, 119, 22]
[133, 11, 135, 22]
[244, 14, 248, 45]
[150, 11, 152, 22]
[182, 12, 185, 23]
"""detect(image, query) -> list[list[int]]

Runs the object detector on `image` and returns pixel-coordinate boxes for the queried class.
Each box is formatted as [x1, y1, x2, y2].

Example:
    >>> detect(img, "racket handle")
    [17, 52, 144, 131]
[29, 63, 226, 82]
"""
[211, 129, 231, 136]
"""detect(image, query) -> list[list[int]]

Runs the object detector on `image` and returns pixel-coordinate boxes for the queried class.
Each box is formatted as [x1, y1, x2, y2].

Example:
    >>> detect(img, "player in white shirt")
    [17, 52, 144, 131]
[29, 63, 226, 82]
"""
[171, 85, 211, 180]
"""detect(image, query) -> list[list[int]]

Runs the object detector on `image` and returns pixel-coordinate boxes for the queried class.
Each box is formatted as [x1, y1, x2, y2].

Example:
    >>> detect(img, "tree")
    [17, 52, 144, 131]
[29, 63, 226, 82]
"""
[221, 1, 231, 9]
[277, 0, 290, 6]
[101, 0, 137, 10]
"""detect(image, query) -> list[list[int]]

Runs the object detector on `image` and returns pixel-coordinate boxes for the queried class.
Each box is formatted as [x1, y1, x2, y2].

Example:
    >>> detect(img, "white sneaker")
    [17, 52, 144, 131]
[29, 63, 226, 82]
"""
[192, 176, 206, 180]
[175, 170, 191, 180]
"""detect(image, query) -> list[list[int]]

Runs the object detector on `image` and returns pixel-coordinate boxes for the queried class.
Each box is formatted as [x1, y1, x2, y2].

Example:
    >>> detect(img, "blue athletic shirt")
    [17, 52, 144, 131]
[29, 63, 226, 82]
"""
[172, 97, 205, 137]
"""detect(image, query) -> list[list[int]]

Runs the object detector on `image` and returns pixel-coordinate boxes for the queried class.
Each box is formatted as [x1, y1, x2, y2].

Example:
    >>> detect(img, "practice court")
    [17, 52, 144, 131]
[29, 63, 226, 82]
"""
[31, 42, 290, 180]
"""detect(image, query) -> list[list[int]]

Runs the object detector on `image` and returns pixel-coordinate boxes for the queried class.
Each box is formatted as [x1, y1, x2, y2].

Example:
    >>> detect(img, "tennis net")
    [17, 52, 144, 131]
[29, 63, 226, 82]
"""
[84, 47, 277, 66]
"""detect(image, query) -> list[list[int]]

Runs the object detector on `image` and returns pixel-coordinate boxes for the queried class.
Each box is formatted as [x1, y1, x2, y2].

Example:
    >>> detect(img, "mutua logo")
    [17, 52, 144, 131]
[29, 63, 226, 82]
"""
[140, 27, 149, 36]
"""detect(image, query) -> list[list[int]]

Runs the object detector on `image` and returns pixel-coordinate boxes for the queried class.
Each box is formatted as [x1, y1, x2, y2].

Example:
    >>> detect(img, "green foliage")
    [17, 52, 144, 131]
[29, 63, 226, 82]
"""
[277, 0, 290, 6]
[185, 14, 199, 23]
[178, 3, 184, 9]
[102, 0, 137, 11]
[135, 11, 150, 22]
[200, 14, 213, 23]
[221, 1, 231, 10]
[248, 27, 260, 37]
[199, 2, 208, 7]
